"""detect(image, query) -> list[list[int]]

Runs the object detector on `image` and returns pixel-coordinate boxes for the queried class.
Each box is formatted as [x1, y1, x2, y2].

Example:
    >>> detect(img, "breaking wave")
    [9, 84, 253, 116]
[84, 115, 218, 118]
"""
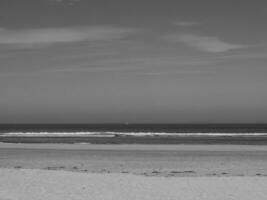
[1, 132, 267, 137]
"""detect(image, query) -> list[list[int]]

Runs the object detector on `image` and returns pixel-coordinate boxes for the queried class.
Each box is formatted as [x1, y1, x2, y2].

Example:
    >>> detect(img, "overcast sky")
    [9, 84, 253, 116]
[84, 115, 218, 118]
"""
[0, 0, 267, 123]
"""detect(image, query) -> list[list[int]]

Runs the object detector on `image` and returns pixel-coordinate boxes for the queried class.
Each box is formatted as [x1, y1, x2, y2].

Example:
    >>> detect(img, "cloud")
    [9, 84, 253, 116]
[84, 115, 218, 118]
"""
[0, 26, 138, 48]
[173, 21, 200, 27]
[141, 69, 216, 76]
[48, 0, 81, 5]
[165, 34, 243, 53]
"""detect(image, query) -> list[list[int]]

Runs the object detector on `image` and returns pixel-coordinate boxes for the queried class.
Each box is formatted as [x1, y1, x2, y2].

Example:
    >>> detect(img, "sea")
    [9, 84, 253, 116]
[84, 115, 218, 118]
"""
[1, 124, 267, 144]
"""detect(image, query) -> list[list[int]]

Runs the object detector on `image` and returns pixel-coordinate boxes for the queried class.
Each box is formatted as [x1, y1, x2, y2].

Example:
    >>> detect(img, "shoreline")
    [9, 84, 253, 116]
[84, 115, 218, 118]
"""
[2, 142, 267, 151]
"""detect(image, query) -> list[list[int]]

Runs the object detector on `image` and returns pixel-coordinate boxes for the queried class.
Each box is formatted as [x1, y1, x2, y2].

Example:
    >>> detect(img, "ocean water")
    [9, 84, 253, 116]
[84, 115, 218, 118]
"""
[1, 131, 267, 137]
[1, 124, 267, 144]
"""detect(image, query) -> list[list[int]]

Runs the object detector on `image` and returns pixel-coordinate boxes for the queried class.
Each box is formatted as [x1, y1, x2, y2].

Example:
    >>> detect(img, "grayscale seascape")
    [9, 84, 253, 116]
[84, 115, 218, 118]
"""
[1, 0, 267, 199]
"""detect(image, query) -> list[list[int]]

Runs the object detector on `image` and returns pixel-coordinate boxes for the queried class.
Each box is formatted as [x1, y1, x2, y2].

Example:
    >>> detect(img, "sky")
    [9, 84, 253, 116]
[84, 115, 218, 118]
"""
[0, 0, 267, 123]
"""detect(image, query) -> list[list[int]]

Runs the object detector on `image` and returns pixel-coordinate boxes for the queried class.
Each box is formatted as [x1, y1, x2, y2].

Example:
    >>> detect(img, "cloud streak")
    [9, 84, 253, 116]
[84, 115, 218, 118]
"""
[0, 26, 138, 47]
[48, 0, 81, 5]
[173, 21, 200, 27]
[165, 34, 243, 53]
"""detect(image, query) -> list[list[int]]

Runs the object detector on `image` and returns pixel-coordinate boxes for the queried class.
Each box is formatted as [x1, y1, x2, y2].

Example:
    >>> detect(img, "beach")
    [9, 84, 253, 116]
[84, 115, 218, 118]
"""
[1, 168, 267, 200]
[1, 143, 267, 176]
[0, 143, 267, 199]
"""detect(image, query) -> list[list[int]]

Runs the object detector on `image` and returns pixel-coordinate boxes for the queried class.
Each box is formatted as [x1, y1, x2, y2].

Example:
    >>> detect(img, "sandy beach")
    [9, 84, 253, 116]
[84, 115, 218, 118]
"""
[1, 143, 267, 199]
[1, 168, 267, 200]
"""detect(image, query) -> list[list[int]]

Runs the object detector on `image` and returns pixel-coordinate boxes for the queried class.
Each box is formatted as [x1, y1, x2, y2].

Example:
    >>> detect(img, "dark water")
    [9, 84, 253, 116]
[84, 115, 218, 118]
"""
[1, 124, 267, 133]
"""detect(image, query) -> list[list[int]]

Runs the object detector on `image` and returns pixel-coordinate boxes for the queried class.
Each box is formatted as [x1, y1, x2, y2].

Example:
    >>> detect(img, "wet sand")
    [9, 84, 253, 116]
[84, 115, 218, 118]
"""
[1, 143, 267, 177]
